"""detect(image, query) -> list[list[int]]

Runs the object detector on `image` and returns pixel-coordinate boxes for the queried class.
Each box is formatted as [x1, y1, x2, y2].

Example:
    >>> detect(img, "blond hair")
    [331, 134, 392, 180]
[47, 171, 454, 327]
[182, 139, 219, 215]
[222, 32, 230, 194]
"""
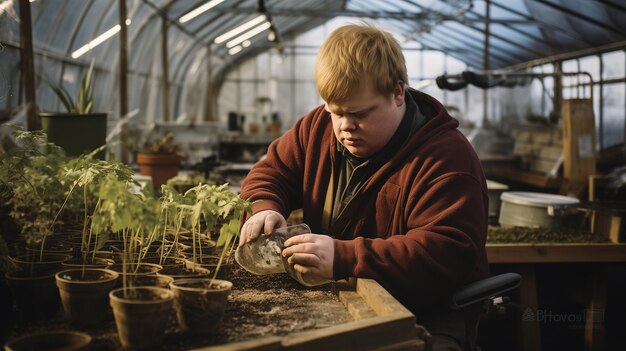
[315, 24, 408, 103]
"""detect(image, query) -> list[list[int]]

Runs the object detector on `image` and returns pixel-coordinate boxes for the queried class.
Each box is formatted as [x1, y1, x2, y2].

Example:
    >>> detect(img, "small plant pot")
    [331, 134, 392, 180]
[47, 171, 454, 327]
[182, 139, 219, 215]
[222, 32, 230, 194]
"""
[83, 250, 115, 260]
[40, 112, 107, 159]
[137, 152, 182, 190]
[157, 266, 211, 280]
[109, 287, 174, 349]
[4, 330, 92, 351]
[169, 279, 232, 334]
[132, 275, 174, 289]
[10, 253, 72, 275]
[178, 237, 216, 252]
[106, 263, 163, 288]
[25, 243, 74, 256]
[5, 271, 60, 321]
[142, 257, 185, 271]
[0, 277, 14, 334]
[184, 257, 233, 279]
[55, 269, 119, 327]
[61, 257, 114, 269]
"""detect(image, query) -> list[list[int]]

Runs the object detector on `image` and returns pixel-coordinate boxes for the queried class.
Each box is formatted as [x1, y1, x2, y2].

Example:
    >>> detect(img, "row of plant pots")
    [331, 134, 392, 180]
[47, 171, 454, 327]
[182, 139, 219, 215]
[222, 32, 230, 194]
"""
[5, 260, 233, 350]
[1, 129, 251, 350]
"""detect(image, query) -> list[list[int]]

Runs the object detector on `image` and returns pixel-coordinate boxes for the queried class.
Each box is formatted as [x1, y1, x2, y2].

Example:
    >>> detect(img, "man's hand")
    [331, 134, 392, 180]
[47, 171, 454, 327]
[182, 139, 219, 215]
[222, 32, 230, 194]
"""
[238, 210, 287, 248]
[282, 234, 334, 279]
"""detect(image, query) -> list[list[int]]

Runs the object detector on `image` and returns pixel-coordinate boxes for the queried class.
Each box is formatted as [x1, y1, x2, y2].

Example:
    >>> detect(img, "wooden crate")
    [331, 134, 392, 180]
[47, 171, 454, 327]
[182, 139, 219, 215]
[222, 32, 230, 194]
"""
[194, 278, 429, 351]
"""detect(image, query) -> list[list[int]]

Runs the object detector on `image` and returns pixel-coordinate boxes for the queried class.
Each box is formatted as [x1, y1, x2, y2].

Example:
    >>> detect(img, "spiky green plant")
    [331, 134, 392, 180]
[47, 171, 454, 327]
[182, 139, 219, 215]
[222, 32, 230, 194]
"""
[46, 61, 95, 114]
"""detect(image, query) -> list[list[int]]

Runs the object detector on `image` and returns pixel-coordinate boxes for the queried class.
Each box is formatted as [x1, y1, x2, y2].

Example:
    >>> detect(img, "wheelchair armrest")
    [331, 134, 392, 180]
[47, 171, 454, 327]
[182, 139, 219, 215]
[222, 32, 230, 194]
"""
[449, 273, 521, 310]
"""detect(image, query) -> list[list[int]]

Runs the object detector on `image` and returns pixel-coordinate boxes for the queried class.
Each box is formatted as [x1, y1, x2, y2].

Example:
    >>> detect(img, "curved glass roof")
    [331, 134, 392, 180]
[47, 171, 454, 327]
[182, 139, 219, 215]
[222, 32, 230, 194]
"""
[1, 0, 625, 148]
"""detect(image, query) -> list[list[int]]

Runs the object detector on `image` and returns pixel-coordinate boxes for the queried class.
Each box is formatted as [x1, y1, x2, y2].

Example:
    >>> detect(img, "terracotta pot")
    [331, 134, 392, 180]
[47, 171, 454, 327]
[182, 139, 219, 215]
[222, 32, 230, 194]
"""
[169, 279, 232, 334]
[0, 277, 14, 334]
[10, 254, 72, 275]
[24, 243, 73, 256]
[157, 266, 211, 280]
[184, 257, 233, 280]
[136, 152, 182, 189]
[5, 271, 60, 321]
[106, 263, 162, 288]
[109, 287, 174, 349]
[132, 275, 174, 289]
[4, 330, 92, 351]
[55, 269, 119, 326]
[61, 257, 114, 269]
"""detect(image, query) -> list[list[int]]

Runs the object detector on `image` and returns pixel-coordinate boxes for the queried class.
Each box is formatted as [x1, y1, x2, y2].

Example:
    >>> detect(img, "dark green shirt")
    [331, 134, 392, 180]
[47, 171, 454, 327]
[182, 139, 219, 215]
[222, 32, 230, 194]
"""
[330, 89, 427, 226]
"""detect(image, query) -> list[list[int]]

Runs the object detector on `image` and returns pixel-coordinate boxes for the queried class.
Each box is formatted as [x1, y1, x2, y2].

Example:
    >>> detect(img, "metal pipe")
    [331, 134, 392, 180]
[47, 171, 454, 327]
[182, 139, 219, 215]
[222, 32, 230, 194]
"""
[505, 41, 626, 71]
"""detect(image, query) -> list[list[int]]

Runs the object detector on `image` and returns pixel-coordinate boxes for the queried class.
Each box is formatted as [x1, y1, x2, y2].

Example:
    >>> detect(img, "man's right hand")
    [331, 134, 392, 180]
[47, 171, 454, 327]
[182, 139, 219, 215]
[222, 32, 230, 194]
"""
[238, 210, 287, 248]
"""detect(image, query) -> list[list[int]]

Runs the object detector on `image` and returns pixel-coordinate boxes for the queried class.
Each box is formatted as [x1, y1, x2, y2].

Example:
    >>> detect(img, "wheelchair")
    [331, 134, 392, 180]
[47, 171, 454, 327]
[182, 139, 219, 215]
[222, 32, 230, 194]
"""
[448, 273, 522, 351]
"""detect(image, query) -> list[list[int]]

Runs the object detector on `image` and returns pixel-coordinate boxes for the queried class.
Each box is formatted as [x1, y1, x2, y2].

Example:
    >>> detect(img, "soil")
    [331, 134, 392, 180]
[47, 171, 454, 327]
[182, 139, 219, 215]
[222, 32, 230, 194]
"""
[487, 225, 610, 243]
[3, 266, 353, 350]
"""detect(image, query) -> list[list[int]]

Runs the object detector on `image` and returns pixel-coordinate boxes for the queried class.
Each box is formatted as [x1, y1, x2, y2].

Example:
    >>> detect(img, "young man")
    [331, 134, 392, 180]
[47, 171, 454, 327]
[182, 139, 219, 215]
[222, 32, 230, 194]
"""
[238, 24, 489, 351]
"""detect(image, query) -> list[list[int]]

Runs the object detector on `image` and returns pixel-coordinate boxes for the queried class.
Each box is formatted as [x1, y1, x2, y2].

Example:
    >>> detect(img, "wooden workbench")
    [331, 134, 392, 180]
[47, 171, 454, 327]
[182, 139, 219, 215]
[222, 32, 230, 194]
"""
[486, 243, 626, 351]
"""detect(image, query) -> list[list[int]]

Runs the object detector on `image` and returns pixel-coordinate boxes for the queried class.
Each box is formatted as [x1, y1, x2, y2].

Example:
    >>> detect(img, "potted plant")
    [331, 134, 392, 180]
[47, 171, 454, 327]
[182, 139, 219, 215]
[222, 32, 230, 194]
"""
[169, 183, 251, 334]
[136, 132, 183, 190]
[1, 128, 73, 321]
[54, 154, 136, 327]
[87, 174, 172, 349]
[40, 61, 107, 159]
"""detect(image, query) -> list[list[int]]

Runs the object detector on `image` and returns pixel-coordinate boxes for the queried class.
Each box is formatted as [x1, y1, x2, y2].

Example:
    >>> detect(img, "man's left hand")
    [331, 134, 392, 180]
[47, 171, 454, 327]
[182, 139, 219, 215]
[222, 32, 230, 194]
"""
[282, 234, 334, 280]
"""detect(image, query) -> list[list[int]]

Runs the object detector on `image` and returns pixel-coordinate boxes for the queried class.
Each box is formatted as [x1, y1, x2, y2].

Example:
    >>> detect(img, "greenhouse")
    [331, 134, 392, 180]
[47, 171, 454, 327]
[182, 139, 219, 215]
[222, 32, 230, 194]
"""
[1, 0, 625, 350]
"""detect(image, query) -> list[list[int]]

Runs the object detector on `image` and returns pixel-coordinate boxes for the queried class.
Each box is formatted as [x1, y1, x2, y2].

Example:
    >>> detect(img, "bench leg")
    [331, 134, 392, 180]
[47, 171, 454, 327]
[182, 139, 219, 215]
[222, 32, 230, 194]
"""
[519, 265, 542, 351]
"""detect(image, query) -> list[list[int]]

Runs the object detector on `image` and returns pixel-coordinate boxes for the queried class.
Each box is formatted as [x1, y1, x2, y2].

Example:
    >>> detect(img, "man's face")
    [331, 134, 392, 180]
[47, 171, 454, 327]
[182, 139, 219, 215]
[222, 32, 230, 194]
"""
[325, 81, 405, 159]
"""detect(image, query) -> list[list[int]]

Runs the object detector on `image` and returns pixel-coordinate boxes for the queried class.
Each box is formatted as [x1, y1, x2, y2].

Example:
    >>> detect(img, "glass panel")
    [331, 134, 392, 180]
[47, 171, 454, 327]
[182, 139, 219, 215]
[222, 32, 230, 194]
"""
[269, 51, 291, 80]
[492, 0, 531, 16]
[72, 1, 117, 62]
[218, 80, 238, 124]
[404, 51, 422, 81]
[47, 0, 89, 54]
[466, 85, 484, 127]
[422, 51, 445, 79]
[0, 47, 21, 111]
[294, 55, 315, 81]
[0, 0, 20, 43]
[294, 82, 318, 124]
[602, 83, 625, 147]
[602, 51, 625, 80]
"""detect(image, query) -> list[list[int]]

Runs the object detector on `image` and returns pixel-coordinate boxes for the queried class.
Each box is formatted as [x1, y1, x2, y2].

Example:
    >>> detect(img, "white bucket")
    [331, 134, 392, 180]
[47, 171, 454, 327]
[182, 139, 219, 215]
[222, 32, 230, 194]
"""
[498, 192, 581, 229]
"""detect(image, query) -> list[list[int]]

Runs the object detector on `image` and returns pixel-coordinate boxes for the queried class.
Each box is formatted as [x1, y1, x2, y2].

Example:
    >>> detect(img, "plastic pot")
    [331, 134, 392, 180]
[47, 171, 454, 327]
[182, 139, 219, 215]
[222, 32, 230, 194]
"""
[169, 278, 232, 334]
[5, 271, 60, 321]
[55, 269, 119, 326]
[4, 330, 92, 351]
[40, 112, 107, 159]
[109, 287, 174, 349]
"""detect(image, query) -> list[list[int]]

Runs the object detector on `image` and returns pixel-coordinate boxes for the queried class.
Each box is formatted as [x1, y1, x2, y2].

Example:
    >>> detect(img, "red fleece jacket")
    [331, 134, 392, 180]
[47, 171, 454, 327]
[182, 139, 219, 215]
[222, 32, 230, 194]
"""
[240, 90, 489, 314]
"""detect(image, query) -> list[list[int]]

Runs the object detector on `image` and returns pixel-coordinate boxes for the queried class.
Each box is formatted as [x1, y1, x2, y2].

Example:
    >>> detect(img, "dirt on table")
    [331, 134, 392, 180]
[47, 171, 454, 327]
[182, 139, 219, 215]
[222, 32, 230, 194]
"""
[487, 225, 610, 243]
[3, 266, 354, 351]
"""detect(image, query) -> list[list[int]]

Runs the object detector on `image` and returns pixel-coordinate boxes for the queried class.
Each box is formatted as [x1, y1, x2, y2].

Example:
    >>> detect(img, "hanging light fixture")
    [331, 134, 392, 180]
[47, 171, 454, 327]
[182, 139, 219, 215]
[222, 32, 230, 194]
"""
[214, 15, 267, 44]
[179, 0, 225, 24]
[226, 22, 271, 48]
[228, 46, 243, 55]
[72, 19, 131, 59]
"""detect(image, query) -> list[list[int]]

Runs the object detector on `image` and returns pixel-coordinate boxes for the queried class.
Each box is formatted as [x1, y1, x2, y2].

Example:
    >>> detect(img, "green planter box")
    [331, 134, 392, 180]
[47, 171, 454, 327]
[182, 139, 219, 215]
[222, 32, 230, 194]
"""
[40, 113, 107, 159]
